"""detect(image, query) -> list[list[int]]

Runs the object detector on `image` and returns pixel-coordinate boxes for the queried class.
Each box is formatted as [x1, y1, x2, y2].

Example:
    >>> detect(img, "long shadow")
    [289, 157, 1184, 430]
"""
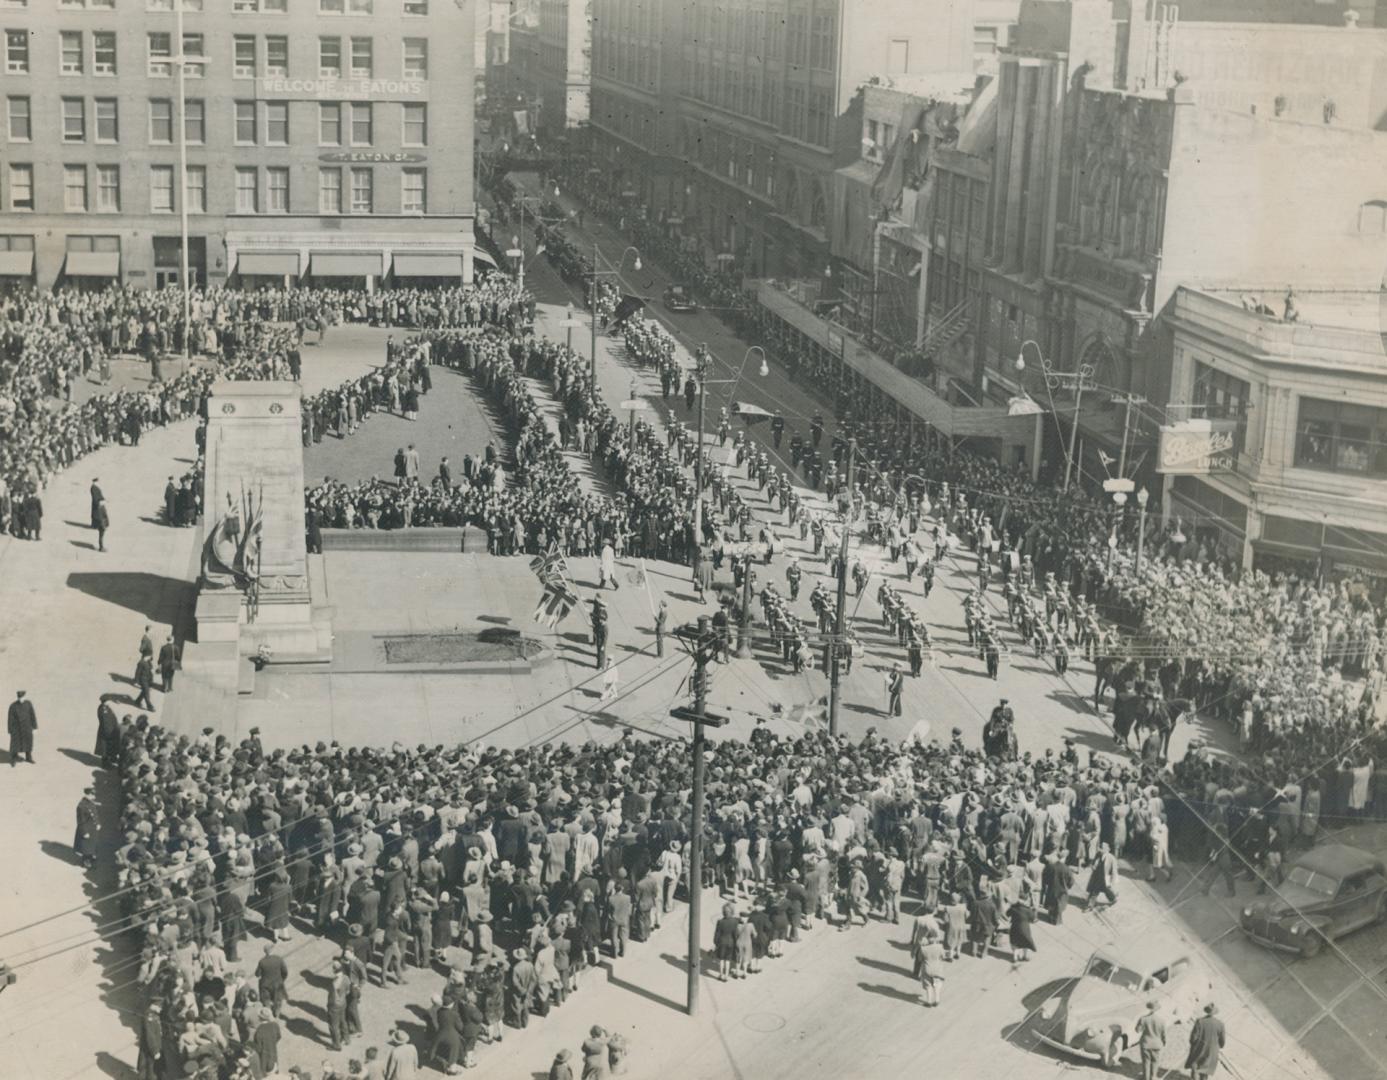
[857, 955, 910, 976]
[66, 571, 195, 631]
[661, 950, 719, 978]
[60, 747, 104, 768]
[602, 961, 685, 1013]
[857, 981, 919, 1003]
[40, 839, 86, 867]
[70, 541, 98, 551]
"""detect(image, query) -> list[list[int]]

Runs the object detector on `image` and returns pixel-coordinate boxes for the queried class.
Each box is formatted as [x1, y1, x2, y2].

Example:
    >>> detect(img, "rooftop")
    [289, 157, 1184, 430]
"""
[1201, 287, 1386, 333]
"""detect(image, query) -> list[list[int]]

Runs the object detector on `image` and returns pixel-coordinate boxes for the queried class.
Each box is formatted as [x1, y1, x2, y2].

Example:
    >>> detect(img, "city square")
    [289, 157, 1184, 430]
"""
[3, 2, 1387, 1080]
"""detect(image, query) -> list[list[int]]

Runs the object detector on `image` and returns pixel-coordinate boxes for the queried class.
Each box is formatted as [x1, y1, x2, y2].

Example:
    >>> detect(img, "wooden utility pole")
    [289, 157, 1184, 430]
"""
[828, 437, 857, 734]
[669, 615, 727, 1016]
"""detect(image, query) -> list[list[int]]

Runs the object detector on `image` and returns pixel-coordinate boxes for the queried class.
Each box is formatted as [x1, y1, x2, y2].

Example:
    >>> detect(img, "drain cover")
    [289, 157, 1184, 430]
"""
[742, 1012, 786, 1033]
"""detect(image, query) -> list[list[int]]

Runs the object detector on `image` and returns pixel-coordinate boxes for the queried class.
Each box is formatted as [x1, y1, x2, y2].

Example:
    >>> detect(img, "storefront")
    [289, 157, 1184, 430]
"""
[307, 252, 383, 292]
[391, 252, 465, 287]
[60, 236, 121, 290]
[0, 236, 35, 293]
[234, 251, 302, 290]
[1254, 513, 1387, 588]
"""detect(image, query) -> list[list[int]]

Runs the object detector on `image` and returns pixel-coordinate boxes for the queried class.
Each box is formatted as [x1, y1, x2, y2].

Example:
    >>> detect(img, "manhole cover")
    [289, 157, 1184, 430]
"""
[742, 1012, 785, 1033]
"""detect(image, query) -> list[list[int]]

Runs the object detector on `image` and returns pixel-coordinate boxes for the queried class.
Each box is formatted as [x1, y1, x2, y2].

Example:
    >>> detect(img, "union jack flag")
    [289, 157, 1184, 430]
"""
[529, 542, 566, 585]
[534, 579, 578, 629]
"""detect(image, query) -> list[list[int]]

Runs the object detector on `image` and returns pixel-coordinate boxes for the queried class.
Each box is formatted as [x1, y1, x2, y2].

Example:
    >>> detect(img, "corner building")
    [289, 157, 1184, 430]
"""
[0, 0, 476, 292]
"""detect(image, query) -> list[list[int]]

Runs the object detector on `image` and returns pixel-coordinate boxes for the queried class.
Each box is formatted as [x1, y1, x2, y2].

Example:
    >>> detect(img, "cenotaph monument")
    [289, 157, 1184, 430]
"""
[195, 381, 332, 687]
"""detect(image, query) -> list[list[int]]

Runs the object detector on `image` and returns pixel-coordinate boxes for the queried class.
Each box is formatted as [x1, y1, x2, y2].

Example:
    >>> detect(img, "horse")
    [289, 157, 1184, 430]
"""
[1094, 655, 1140, 712]
[1133, 697, 1194, 760]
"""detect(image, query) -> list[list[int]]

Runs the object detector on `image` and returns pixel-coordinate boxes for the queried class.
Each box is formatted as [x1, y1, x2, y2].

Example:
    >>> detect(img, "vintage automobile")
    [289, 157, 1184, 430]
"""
[1239, 842, 1387, 958]
[663, 283, 698, 312]
[1034, 942, 1213, 1066]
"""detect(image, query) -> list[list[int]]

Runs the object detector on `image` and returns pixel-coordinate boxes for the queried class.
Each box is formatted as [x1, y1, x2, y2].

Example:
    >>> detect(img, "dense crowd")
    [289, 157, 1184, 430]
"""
[97, 686, 1260, 1080]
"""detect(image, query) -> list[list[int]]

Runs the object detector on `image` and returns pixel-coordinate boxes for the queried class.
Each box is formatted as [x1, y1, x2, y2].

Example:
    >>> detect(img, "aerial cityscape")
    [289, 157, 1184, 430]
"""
[2, 0, 1387, 1078]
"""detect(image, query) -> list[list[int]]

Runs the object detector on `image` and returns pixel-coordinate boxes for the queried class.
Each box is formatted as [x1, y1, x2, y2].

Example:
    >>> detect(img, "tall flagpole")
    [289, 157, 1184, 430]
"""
[176, 0, 191, 361]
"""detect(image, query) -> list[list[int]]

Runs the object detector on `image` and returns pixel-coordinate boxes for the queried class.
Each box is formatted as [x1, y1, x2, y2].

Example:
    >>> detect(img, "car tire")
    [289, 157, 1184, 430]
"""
[1300, 932, 1323, 959]
[1103, 1033, 1125, 1068]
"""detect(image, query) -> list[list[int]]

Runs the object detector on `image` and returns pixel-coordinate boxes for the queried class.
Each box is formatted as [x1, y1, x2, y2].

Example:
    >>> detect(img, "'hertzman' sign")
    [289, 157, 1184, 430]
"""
[256, 76, 428, 102]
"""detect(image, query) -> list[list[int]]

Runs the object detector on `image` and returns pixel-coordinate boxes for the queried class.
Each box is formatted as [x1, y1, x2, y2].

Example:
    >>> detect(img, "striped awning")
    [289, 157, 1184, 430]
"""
[65, 251, 120, 277]
[0, 251, 34, 276]
[393, 253, 463, 278]
[237, 251, 300, 277]
[311, 252, 383, 277]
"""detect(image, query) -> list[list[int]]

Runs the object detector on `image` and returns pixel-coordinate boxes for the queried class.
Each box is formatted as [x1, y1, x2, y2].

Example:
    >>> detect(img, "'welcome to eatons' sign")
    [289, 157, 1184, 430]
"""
[255, 76, 429, 102]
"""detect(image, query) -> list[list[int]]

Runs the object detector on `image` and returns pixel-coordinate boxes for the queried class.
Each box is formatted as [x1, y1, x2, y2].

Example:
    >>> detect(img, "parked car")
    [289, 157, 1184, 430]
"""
[1034, 942, 1213, 1066]
[1239, 842, 1387, 958]
[663, 283, 698, 312]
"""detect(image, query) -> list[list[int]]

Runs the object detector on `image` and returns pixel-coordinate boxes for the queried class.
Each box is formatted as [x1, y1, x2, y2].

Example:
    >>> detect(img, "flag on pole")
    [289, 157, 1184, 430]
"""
[529, 542, 565, 584]
[1097, 448, 1116, 476]
[534, 579, 578, 628]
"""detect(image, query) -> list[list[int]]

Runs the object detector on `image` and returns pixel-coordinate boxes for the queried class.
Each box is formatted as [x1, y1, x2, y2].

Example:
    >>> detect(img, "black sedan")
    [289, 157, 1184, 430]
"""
[1240, 843, 1387, 958]
[663, 284, 698, 312]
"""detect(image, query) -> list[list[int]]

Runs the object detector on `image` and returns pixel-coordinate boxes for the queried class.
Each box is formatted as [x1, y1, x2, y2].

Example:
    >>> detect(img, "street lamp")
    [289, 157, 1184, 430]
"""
[1136, 487, 1150, 571]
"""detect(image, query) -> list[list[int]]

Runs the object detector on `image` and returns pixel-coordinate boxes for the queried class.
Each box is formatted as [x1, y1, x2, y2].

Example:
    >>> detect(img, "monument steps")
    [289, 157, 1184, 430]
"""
[320, 527, 488, 554]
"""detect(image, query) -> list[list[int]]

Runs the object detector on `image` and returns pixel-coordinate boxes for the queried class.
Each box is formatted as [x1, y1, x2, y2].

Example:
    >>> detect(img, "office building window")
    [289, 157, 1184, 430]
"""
[319, 102, 341, 145]
[350, 37, 372, 77]
[233, 35, 256, 78]
[810, 13, 835, 70]
[64, 0, 115, 7]
[8, 163, 33, 210]
[235, 101, 257, 144]
[319, 37, 341, 76]
[402, 168, 425, 213]
[349, 102, 371, 145]
[95, 98, 117, 142]
[150, 99, 173, 143]
[93, 31, 116, 75]
[5, 29, 27, 73]
[63, 98, 86, 142]
[61, 31, 84, 75]
[150, 165, 174, 212]
[182, 33, 205, 77]
[185, 165, 206, 212]
[148, 32, 172, 77]
[888, 38, 909, 73]
[65, 165, 88, 212]
[402, 103, 426, 146]
[267, 167, 289, 212]
[319, 167, 342, 213]
[265, 36, 288, 76]
[404, 0, 428, 12]
[148, 0, 205, 8]
[266, 101, 288, 145]
[7, 96, 30, 141]
[1294, 398, 1387, 476]
[235, 0, 288, 10]
[349, 0, 372, 10]
[403, 38, 427, 79]
[95, 166, 120, 212]
[320, 0, 344, 9]
[349, 166, 372, 213]
[184, 99, 204, 143]
[235, 167, 258, 213]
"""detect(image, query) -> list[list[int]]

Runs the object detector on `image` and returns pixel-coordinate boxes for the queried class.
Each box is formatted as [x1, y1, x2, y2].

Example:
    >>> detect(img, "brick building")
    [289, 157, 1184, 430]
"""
[0, 0, 476, 292]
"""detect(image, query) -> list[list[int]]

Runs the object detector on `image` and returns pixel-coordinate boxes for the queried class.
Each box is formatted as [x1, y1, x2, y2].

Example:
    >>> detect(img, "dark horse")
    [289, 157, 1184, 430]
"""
[1093, 655, 1141, 713]
[1112, 693, 1194, 759]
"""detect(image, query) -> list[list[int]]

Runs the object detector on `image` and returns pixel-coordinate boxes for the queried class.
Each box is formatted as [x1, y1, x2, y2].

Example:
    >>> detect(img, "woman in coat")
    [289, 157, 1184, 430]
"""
[942, 893, 968, 961]
[428, 1001, 464, 1073]
[265, 866, 293, 941]
[918, 931, 946, 1007]
[1007, 889, 1038, 962]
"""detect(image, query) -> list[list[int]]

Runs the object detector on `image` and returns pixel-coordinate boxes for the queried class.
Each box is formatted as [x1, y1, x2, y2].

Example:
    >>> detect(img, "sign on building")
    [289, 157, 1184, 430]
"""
[256, 76, 428, 102]
[1157, 418, 1238, 475]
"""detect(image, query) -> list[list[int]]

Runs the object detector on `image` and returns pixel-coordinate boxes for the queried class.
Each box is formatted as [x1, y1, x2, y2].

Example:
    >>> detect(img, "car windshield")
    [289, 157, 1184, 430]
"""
[670, 286, 686, 295]
[1285, 865, 1339, 897]
[1085, 957, 1146, 992]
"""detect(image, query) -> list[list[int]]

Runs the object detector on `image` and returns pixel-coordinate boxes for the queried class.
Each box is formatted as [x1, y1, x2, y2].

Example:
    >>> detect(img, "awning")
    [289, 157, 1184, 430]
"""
[65, 251, 120, 278]
[0, 251, 34, 276]
[310, 252, 382, 277]
[237, 251, 300, 277]
[393, 253, 463, 278]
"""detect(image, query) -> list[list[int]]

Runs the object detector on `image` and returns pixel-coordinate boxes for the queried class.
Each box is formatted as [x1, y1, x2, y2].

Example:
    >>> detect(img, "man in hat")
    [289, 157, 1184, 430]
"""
[8, 689, 36, 765]
[133, 653, 156, 712]
[256, 942, 289, 1018]
[886, 663, 904, 718]
[654, 599, 668, 658]
[591, 597, 609, 669]
[385, 1028, 418, 1078]
[1185, 1003, 1225, 1079]
[136, 1002, 163, 1080]
[1134, 999, 1167, 1079]
[74, 786, 99, 868]
[158, 636, 179, 694]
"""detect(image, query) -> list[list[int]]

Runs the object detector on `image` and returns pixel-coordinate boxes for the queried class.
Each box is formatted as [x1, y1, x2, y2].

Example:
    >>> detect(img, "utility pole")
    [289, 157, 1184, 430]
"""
[693, 344, 708, 546]
[669, 615, 727, 1017]
[175, 0, 190, 362]
[827, 437, 857, 734]
[1113, 392, 1147, 480]
[1063, 377, 1086, 493]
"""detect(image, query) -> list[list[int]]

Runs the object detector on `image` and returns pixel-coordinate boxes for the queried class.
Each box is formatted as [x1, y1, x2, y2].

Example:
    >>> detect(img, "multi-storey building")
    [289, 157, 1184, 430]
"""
[0, 0, 476, 292]
[536, 0, 590, 131]
[588, 0, 1011, 282]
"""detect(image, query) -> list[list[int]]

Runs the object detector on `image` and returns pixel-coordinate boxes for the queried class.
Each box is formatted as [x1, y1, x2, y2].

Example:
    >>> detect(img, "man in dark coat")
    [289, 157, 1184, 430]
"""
[163, 478, 178, 526]
[8, 690, 36, 765]
[94, 696, 121, 767]
[93, 495, 109, 551]
[968, 883, 999, 957]
[157, 637, 178, 693]
[1040, 852, 1075, 925]
[74, 786, 99, 868]
[136, 1003, 163, 1080]
[133, 655, 156, 711]
[1185, 1003, 1226, 1079]
[256, 943, 289, 1017]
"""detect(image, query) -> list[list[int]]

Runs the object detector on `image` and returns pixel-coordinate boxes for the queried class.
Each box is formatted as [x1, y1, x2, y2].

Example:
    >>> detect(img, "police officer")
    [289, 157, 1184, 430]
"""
[907, 630, 924, 678]
[591, 597, 609, 669]
[786, 558, 802, 601]
[771, 412, 785, 449]
[810, 412, 824, 447]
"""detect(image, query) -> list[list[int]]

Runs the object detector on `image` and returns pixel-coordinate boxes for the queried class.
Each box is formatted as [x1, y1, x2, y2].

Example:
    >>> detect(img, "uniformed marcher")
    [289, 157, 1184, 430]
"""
[8, 690, 36, 766]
